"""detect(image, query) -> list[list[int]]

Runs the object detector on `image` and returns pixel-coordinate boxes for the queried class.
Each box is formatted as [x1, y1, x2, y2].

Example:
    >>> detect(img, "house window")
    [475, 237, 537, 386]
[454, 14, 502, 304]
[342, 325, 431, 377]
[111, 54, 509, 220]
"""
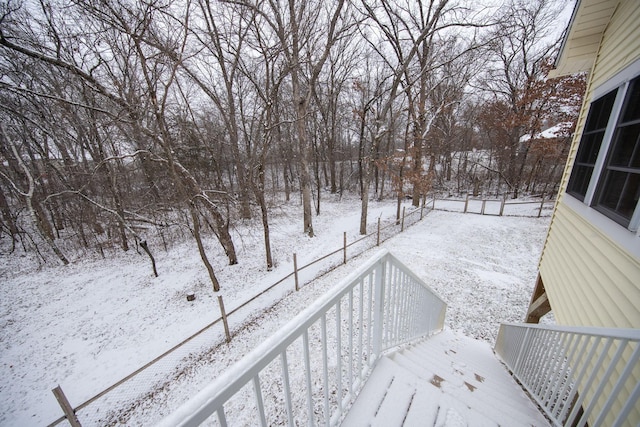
[567, 73, 640, 231]
[593, 77, 640, 227]
[567, 90, 617, 201]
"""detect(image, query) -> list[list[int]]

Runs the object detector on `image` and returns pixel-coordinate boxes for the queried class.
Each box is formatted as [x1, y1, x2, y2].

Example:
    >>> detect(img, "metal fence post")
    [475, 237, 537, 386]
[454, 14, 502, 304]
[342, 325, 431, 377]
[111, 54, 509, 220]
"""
[538, 192, 545, 218]
[464, 193, 469, 213]
[343, 232, 347, 264]
[500, 196, 506, 216]
[401, 207, 406, 232]
[52, 385, 82, 427]
[293, 253, 299, 291]
[377, 217, 381, 246]
[218, 296, 232, 343]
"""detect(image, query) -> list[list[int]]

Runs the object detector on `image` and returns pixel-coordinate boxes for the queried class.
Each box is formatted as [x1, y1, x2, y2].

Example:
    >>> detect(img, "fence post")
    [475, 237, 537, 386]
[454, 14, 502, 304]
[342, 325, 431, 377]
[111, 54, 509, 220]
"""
[293, 253, 299, 291]
[500, 195, 506, 216]
[343, 232, 347, 264]
[420, 204, 424, 220]
[432, 195, 436, 210]
[52, 385, 82, 427]
[401, 207, 406, 232]
[217, 296, 232, 343]
[481, 199, 486, 215]
[377, 218, 381, 246]
[464, 193, 469, 213]
[538, 192, 545, 218]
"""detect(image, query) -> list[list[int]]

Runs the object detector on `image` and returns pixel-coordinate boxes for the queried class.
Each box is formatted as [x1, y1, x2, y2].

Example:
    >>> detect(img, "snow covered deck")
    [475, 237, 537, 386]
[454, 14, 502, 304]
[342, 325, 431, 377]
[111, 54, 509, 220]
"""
[343, 330, 549, 426]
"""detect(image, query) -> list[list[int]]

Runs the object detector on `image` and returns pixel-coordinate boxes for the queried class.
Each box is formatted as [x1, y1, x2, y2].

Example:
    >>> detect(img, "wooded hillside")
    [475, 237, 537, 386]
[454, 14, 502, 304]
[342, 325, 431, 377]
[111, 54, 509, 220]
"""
[0, 0, 584, 276]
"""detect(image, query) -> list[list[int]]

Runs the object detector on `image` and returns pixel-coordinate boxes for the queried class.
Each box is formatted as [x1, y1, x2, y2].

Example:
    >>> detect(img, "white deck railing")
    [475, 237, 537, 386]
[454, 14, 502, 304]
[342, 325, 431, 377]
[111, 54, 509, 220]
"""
[158, 249, 446, 427]
[495, 323, 640, 427]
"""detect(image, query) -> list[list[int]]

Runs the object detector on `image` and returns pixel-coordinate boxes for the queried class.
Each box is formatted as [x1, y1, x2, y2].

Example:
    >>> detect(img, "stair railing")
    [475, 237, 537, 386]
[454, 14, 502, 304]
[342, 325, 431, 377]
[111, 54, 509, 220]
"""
[495, 323, 640, 427]
[158, 249, 446, 427]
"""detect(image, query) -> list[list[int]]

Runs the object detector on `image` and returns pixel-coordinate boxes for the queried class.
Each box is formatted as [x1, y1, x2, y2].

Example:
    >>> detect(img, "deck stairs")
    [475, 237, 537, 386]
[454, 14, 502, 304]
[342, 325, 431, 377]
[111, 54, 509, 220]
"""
[343, 330, 549, 427]
[156, 250, 638, 427]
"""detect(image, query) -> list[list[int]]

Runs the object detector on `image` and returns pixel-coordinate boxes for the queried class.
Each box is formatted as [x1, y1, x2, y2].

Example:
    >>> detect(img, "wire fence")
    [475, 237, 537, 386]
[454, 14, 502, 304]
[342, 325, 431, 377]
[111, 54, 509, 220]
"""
[48, 201, 431, 426]
[48, 194, 552, 426]
[431, 193, 555, 218]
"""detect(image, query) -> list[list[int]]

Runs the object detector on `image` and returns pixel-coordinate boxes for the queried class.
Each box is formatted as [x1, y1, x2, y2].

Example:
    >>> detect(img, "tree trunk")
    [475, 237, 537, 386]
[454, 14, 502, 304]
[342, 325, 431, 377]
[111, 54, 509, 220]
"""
[283, 161, 291, 202]
[313, 138, 321, 215]
[29, 191, 68, 264]
[255, 186, 273, 270]
[293, 90, 314, 236]
[171, 160, 238, 265]
[1, 125, 68, 265]
[190, 204, 220, 292]
[300, 157, 314, 236]
[360, 176, 370, 235]
[329, 137, 337, 193]
[0, 186, 19, 247]
[139, 240, 158, 277]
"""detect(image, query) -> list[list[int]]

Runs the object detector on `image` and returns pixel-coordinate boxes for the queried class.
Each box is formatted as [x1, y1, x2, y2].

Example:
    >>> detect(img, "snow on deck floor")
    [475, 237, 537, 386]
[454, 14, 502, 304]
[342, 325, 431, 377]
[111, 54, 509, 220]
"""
[342, 330, 549, 427]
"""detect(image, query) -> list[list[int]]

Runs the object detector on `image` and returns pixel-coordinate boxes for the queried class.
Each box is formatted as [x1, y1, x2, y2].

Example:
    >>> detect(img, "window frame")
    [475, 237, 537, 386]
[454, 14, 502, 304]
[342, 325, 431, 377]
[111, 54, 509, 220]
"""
[592, 77, 640, 228]
[567, 59, 640, 234]
[566, 88, 619, 201]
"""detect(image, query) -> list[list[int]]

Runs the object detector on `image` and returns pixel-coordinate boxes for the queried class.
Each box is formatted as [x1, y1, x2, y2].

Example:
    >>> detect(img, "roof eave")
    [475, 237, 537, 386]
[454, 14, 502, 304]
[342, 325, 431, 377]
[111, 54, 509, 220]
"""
[549, 0, 620, 79]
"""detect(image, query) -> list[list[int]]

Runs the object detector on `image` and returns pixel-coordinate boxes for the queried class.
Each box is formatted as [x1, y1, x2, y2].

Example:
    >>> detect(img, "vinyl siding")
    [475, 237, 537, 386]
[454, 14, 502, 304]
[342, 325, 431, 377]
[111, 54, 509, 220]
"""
[540, 204, 640, 329]
[544, 0, 640, 330]
[540, 2, 640, 424]
[590, 0, 640, 90]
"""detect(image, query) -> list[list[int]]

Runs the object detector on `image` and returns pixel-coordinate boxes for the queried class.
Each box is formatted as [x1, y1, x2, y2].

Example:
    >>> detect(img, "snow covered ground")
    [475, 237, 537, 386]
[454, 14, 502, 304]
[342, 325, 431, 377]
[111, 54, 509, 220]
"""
[0, 195, 551, 426]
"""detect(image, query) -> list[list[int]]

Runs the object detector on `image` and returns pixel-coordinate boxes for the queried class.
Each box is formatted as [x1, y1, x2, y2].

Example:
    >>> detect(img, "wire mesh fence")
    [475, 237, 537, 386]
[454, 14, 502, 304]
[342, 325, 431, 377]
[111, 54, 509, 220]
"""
[48, 201, 432, 426]
[431, 194, 554, 218]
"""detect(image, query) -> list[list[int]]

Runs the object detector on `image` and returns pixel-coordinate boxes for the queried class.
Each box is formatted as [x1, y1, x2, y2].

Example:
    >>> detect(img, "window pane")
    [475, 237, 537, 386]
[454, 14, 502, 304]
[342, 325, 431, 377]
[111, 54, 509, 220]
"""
[609, 124, 640, 167]
[567, 165, 593, 201]
[576, 132, 605, 164]
[633, 139, 640, 169]
[620, 174, 640, 219]
[592, 76, 640, 227]
[622, 78, 640, 122]
[599, 171, 640, 221]
[568, 90, 617, 198]
[585, 89, 617, 131]
[599, 170, 627, 210]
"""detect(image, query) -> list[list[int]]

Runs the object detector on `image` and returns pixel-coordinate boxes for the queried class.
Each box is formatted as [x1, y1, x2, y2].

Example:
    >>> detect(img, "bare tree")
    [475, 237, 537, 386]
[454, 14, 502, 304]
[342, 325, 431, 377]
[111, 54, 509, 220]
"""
[0, 0, 238, 286]
[355, 0, 487, 230]
[479, 0, 566, 198]
[179, 0, 256, 219]
[230, 0, 352, 236]
[0, 123, 69, 265]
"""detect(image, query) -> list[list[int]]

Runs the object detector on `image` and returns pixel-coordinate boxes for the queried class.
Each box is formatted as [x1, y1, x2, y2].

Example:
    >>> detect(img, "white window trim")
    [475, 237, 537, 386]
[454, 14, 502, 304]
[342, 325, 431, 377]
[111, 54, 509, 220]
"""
[567, 59, 640, 235]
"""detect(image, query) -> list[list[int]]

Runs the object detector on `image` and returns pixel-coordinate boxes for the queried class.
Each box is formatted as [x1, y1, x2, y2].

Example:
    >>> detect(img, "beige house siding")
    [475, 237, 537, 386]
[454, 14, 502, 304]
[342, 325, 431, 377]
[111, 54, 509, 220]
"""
[539, 2, 640, 423]
[590, 0, 640, 90]
[541, 0, 640, 331]
[540, 205, 640, 328]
